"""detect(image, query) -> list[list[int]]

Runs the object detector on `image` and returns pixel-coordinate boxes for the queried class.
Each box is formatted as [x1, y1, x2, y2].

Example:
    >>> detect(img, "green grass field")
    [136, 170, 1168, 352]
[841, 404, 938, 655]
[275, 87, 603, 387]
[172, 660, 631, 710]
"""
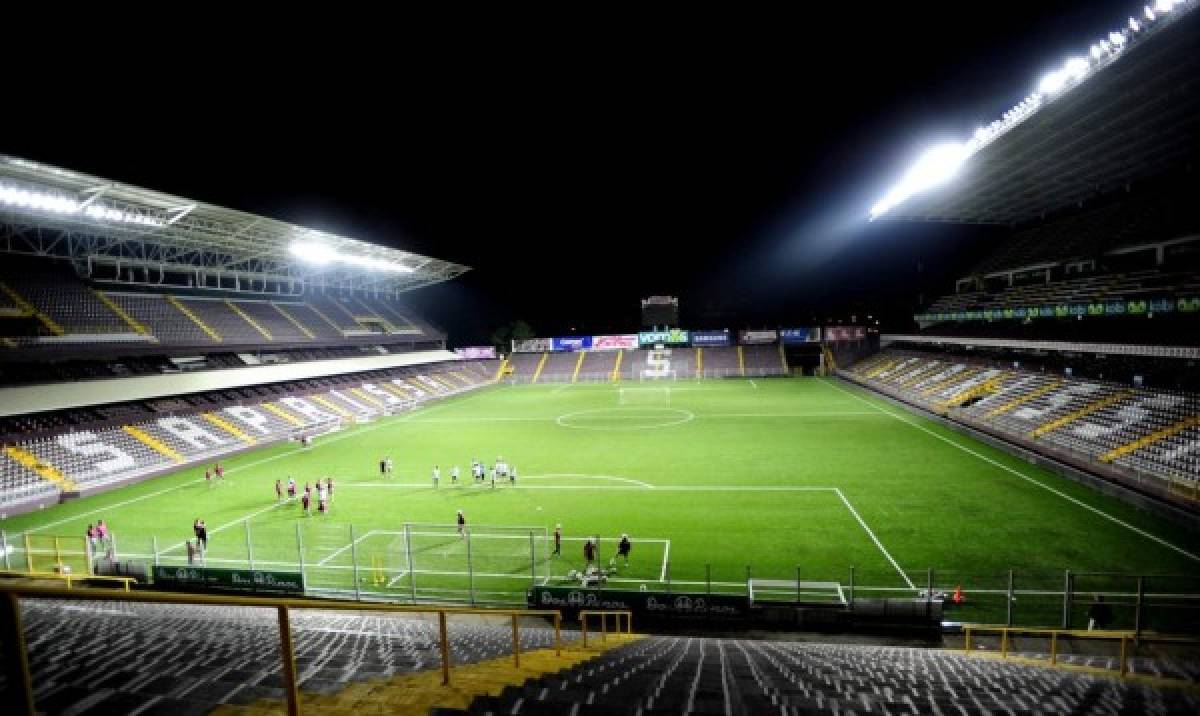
[4, 377, 1199, 624]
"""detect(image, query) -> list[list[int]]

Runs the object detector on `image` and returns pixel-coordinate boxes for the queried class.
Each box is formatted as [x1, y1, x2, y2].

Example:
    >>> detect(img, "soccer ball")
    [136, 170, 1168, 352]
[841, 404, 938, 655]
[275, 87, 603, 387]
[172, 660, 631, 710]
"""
[639, 583, 647, 592]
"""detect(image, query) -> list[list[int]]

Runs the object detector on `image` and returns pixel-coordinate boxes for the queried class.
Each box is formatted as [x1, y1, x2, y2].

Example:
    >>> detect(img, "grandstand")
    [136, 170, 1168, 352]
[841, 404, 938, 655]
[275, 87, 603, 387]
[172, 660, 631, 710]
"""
[4, 3, 1200, 714]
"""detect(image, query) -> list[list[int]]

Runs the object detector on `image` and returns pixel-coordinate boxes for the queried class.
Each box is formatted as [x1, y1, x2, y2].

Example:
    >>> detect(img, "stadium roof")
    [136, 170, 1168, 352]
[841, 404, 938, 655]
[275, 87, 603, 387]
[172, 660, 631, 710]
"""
[0, 154, 470, 293]
[871, 0, 1199, 226]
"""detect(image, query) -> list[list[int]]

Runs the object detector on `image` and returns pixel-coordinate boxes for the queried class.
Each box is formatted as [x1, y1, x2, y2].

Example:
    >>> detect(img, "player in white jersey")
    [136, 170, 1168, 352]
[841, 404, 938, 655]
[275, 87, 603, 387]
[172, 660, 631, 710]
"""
[432, 465, 440, 488]
[451, 465, 460, 485]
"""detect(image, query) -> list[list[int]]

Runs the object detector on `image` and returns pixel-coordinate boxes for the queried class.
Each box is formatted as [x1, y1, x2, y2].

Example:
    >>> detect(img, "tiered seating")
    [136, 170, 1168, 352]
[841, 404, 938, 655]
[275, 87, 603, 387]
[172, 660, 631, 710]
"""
[275, 302, 343, 341]
[506, 353, 544, 382]
[0, 257, 442, 350]
[1, 260, 131, 335]
[0, 452, 61, 509]
[577, 350, 618, 381]
[741, 344, 786, 377]
[175, 299, 266, 343]
[231, 300, 310, 342]
[973, 179, 1199, 276]
[845, 351, 1200, 489]
[537, 352, 580, 382]
[306, 295, 367, 332]
[699, 346, 740, 377]
[0, 360, 492, 502]
[466, 637, 1199, 714]
[11, 599, 568, 715]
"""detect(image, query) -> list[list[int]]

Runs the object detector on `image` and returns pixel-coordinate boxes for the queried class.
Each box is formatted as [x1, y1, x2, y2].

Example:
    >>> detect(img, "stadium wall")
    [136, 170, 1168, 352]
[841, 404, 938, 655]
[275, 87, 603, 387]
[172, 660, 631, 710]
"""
[834, 374, 1200, 533]
[0, 349, 459, 417]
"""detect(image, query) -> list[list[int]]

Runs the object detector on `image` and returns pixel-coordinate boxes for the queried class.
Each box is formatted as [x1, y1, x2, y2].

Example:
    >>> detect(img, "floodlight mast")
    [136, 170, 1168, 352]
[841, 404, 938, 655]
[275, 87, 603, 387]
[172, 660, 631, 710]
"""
[868, 0, 1195, 219]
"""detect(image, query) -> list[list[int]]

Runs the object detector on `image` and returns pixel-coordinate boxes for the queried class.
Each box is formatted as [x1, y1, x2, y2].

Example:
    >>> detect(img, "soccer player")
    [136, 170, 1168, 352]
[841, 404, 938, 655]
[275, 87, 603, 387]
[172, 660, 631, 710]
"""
[86, 524, 98, 552]
[616, 534, 631, 567]
[432, 465, 440, 488]
[326, 476, 334, 499]
[275, 479, 283, 502]
[489, 466, 496, 489]
[553, 524, 562, 556]
[317, 484, 327, 515]
[451, 465, 459, 485]
[204, 468, 212, 487]
[304, 481, 312, 498]
[214, 463, 224, 481]
[509, 465, 517, 486]
[301, 490, 311, 516]
[380, 457, 387, 476]
[193, 519, 207, 551]
[386, 457, 393, 476]
[457, 509, 466, 537]
[287, 476, 297, 498]
[583, 538, 596, 565]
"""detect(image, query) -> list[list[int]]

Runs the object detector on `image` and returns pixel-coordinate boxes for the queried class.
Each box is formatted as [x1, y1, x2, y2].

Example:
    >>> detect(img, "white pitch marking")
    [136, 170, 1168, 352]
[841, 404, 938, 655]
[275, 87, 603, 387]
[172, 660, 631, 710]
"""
[315, 529, 379, 566]
[520, 473, 654, 488]
[825, 379, 1200, 564]
[661, 539, 671, 582]
[160, 499, 293, 556]
[340, 484, 837, 491]
[834, 488, 915, 590]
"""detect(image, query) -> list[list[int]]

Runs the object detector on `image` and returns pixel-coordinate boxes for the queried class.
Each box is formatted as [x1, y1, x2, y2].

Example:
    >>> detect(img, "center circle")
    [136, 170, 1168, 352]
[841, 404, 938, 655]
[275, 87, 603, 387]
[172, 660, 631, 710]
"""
[555, 407, 695, 431]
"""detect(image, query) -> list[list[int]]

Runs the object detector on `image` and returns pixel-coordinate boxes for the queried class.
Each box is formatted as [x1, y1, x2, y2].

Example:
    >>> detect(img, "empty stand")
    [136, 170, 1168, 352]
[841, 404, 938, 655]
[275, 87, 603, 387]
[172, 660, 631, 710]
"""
[846, 350, 1200, 491]
[8, 598, 569, 715]
[462, 637, 1199, 715]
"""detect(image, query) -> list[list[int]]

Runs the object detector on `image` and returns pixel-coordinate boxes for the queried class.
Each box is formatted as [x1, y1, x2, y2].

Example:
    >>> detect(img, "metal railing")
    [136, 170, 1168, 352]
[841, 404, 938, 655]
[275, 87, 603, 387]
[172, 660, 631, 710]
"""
[0, 583, 635, 716]
[962, 624, 1139, 676]
[579, 609, 633, 648]
[0, 569, 135, 591]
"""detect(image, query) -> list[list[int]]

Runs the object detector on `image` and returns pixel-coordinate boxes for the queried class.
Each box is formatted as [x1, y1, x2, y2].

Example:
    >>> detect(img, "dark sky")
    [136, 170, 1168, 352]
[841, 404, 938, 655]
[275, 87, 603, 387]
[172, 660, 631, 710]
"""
[5, 1, 1137, 344]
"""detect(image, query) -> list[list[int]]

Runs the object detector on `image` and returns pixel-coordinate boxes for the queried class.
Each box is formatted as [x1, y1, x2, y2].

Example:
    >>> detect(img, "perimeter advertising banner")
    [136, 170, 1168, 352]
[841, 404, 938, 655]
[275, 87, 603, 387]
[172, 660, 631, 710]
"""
[638, 329, 690, 346]
[824, 326, 866, 342]
[738, 330, 778, 345]
[553, 336, 593, 352]
[153, 566, 304, 595]
[591, 334, 639, 351]
[512, 338, 554, 353]
[690, 330, 732, 346]
[529, 586, 748, 619]
[914, 295, 1200, 323]
[779, 327, 821, 344]
[455, 346, 497, 359]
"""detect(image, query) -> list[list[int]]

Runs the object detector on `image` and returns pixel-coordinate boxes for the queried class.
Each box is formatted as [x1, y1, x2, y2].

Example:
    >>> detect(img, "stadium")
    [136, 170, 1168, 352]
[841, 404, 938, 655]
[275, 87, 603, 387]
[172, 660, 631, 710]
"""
[1, 3, 1200, 714]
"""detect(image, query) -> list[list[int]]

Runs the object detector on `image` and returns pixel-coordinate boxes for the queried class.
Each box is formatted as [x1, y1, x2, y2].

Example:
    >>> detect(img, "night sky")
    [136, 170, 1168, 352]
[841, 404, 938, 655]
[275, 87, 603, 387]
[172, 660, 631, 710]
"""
[5, 1, 1138, 344]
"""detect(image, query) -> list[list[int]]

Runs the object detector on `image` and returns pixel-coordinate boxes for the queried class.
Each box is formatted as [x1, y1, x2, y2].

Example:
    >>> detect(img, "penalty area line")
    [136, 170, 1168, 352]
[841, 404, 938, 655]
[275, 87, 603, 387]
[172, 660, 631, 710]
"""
[834, 487, 915, 590]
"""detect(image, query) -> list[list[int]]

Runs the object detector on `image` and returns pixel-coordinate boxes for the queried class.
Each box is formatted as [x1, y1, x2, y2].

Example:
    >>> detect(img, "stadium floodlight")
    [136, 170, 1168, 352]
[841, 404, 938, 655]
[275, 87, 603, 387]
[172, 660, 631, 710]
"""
[0, 182, 164, 227]
[289, 240, 415, 273]
[869, 142, 968, 220]
[289, 241, 337, 265]
[869, 0, 1194, 218]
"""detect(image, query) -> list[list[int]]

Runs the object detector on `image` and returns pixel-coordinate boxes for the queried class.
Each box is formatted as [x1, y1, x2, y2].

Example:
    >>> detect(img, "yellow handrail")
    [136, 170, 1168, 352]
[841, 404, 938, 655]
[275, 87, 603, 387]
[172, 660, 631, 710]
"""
[960, 624, 1138, 676]
[0, 570, 136, 592]
[0, 583, 566, 716]
[579, 609, 633, 648]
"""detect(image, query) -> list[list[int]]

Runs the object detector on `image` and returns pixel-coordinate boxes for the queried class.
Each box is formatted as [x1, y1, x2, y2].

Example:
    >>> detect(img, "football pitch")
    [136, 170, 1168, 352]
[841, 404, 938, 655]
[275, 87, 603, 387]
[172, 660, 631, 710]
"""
[4, 377, 1199, 622]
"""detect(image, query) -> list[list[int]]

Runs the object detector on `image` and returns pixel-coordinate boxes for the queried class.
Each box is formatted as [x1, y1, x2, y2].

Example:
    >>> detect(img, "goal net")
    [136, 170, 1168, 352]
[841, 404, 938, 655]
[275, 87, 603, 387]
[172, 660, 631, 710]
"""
[618, 387, 672, 406]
